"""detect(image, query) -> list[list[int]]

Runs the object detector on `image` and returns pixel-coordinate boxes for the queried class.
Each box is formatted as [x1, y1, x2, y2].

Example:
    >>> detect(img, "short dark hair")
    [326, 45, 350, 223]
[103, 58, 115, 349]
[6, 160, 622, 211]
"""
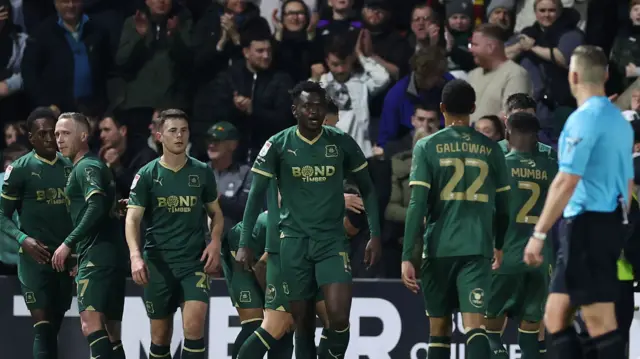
[474, 23, 507, 42]
[3, 142, 29, 164]
[410, 46, 447, 77]
[325, 36, 354, 60]
[414, 101, 440, 114]
[441, 79, 476, 115]
[240, 18, 272, 48]
[289, 81, 327, 102]
[26, 107, 57, 133]
[101, 113, 125, 128]
[158, 109, 189, 128]
[478, 115, 505, 139]
[326, 97, 339, 115]
[507, 112, 541, 135]
[59, 112, 90, 133]
[504, 93, 536, 114]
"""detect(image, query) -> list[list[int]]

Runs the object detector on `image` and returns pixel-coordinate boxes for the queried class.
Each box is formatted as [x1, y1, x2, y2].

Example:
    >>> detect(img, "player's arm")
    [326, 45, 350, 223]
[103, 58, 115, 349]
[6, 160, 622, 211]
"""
[0, 166, 28, 243]
[403, 144, 431, 261]
[125, 172, 150, 259]
[205, 199, 224, 245]
[63, 164, 107, 248]
[492, 147, 511, 251]
[251, 217, 268, 290]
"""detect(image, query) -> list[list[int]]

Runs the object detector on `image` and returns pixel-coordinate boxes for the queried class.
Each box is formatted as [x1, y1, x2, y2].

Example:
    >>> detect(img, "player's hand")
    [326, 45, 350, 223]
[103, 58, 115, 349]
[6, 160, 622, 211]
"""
[131, 255, 149, 286]
[235, 246, 255, 272]
[69, 264, 78, 277]
[201, 241, 221, 275]
[523, 237, 544, 267]
[364, 236, 381, 268]
[21, 237, 51, 264]
[492, 249, 503, 270]
[401, 261, 419, 293]
[344, 193, 364, 213]
[253, 258, 267, 291]
[117, 199, 128, 218]
[51, 243, 71, 272]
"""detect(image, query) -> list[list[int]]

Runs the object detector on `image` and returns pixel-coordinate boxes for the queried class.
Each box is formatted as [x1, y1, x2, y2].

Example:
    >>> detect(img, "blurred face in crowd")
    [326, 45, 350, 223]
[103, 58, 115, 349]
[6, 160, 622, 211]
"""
[99, 117, 126, 149]
[55, 0, 82, 24]
[4, 123, 20, 146]
[535, 0, 559, 28]
[411, 7, 435, 41]
[146, 0, 172, 16]
[207, 139, 238, 162]
[411, 108, 439, 134]
[470, 31, 496, 67]
[29, 118, 58, 158]
[283, 1, 307, 32]
[226, 0, 247, 14]
[158, 118, 189, 155]
[324, 113, 339, 127]
[329, 0, 352, 12]
[326, 52, 355, 83]
[488, 7, 512, 30]
[632, 89, 640, 111]
[362, 6, 389, 27]
[475, 117, 502, 141]
[448, 14, 471, 32]
[293, 91, 328, 132]
[631, 4, 640, 26]
[55, 117, 88, 160]
[244, 40, 272, 71]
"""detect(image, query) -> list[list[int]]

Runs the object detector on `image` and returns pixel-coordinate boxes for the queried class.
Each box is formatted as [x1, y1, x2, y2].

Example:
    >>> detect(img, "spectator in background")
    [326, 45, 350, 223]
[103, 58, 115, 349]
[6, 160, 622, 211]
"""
[206, 121, 252, 234]
[486, 0, 515, 37]
[468, 23, 532, 124]
[201, 20, 294, 164]
[311, 0, 361, 73]
[0, 3, 29, 125]
[0, 142, 28, 275]
[316, 35, 390, 158]
[407, 3, 439, 53]
[98, 114, 157, 199]
[383, 102, 440, 157]
[507, 0, 583, 140]
[475, 114, 505, 141]
[22, 0, 111, 115]
[444, 0, 476, 76]
[272, 0, 315, 84]
[376, 46, 453, 154]
[3, 120, 25, 147]
[609, 0, 640, 95]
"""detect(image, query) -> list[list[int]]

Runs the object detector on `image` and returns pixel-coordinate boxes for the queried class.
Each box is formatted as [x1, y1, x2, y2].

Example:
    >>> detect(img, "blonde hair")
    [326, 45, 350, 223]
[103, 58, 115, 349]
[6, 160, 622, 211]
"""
[570, 45, 608, 84]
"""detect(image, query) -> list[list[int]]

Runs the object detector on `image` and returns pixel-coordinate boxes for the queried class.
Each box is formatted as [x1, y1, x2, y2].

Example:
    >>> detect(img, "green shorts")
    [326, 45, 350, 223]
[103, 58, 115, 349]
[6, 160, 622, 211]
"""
[420, 255, 491, 317]
[280, 237, 351, 301]
[143, 258, 210, 319]
[18, 253, 73, 313]
[486, 269, 549, 323]
[76, 264, 126, 321]
[222, 250, 263, 309]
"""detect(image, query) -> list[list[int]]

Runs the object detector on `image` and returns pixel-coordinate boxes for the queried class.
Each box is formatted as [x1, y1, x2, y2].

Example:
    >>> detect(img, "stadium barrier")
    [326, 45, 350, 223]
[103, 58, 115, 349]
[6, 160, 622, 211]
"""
[2, 276, 640, 359]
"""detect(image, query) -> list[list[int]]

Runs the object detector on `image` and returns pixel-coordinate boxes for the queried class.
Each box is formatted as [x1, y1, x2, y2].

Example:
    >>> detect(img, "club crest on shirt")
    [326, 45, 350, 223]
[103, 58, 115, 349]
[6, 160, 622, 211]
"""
[64, 166, 73, 179]
[84, 167, 98, 186]
[325, 144, 339, 158]
[188, 175, 200, 187]
[3, 165, 12, 181]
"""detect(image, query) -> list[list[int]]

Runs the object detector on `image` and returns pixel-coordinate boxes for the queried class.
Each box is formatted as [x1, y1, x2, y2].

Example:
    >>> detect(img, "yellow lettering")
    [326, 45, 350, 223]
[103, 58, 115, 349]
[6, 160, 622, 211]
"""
[291, 165, 336, 182]
[156, 196, 198, 213]
[36, 190, 45, 201]
[435, 142, 492, 155]
[436, 144, 443, 153]
[511, 168, 548, 180]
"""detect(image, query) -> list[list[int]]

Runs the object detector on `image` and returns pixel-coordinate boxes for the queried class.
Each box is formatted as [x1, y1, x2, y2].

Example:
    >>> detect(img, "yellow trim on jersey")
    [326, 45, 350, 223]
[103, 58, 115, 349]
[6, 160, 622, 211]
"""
[159, 158, 187, 173]
[496, 186, 511, 192]
[351, 162, 368, 173]
[409, 181, 431, 188]
[34, 153, 58, 166]
[251, 167, 274, 178]
[85, 190, 105, 201]
[296, 128, 323, 145]
[0, 193, 18, 200]
[126, 204, 145, 209]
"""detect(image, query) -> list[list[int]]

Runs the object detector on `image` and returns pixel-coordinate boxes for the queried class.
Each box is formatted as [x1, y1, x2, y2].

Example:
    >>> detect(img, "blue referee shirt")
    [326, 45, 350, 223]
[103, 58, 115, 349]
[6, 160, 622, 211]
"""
[559, 96, 633, 217]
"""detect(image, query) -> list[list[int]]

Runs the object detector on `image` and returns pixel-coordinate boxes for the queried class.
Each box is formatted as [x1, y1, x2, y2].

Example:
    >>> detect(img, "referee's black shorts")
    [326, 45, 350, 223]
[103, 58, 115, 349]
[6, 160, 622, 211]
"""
[549, 208, 625, 306]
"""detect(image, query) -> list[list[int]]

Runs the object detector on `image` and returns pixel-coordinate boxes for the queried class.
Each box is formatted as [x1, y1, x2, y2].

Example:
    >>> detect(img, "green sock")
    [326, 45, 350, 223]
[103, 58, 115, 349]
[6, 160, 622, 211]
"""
[294, 331, 317, 359]
[428, 336, 451, 359]
[465, 328, 491, 359]
[323, 326, 350, 359]
[233, 320, 262, 359]
[182, 338, 205, 359]
[487, 331, 508, 358]
[111, 340, 125, 359]
[317, 328, 329, 358]
[87, 330, 113, 359]
[149, 343, 170, 358]
[518, 329, 541, 359]
[238, 327, 278, 359]
[33, 320, 55, 359]
[538, 340, 546, 358]
[268, 331, 293, 359]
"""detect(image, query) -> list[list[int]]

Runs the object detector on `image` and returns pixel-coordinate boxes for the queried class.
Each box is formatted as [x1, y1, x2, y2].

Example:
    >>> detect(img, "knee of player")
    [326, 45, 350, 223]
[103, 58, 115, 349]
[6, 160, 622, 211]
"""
[263, 312, 293, 340]
[151, 320, 173, 346]
[182, 316, 206, 339]
[328, 314, 349, 331]
[80, 311, 105, 337]
[428, 316, 452, 337]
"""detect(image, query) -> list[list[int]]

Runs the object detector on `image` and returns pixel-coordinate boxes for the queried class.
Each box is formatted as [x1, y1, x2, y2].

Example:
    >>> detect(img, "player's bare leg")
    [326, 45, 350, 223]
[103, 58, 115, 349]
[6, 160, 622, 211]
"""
[426, 316, 452, 359]
[538, 321, 546, 357]
[181, 301, 208, 359]
[518, 321, 542, 359]
[462, 312, 492, 359]
[30, 309, 60, 359]
[106, 320, 125, 359]
[485, 316, 508, 359]
[80, 310, 113, 359]
[320, 282, 352, 359]
[315, 300, 331, 357]
[263, 309, 294, 359]
[233, 308, 263, 359]
[150, 317, 173, 359]
[544, 293, 580, 358]
[290, 300, 318, 359]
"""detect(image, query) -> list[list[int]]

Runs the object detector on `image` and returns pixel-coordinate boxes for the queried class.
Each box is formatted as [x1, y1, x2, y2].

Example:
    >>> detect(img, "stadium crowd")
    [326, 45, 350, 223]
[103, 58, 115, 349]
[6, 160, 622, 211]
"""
[1, 0, 637, 278]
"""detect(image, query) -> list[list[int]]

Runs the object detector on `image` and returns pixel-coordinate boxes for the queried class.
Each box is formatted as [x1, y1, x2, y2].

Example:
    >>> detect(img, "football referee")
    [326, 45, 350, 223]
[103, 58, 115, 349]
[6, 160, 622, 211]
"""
[523, 45, 634, 359]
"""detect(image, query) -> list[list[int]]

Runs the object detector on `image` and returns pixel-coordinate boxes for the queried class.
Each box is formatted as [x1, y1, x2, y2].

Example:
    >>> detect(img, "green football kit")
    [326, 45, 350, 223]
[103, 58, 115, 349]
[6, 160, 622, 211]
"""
[128, 157, 218, 319]
[0, 151, 74, 313]
[403, 126, 511, 317]
[498, 139, 557, 160]
[486, 150, 557, 322]
[65, 154, 127, 321]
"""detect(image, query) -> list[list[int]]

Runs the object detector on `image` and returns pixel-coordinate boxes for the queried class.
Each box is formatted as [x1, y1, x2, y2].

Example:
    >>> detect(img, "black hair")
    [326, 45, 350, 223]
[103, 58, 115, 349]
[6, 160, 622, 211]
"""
[507, 112, 541, 135]
[504, 93, 536, 114]
[441, 79, 475, 116]
[289, 81, 327, 102]
[101, 112, 125, 128]
[281, 0, 310, 29]
[240, 18, 272, 48]
[327, 97, 339, 115]
[26, 107, 57, 133]
[158, 109, 189, 128]
[414, 101, 440, 114]
[325, 36, 354, 60]
[59, 112, 90, 133]
[478, 115, 505, 140]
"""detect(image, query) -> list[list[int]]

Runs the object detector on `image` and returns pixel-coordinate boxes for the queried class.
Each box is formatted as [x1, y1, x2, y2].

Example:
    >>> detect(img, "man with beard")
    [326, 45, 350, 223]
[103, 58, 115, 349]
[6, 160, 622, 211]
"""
[486, 0, 516, 37]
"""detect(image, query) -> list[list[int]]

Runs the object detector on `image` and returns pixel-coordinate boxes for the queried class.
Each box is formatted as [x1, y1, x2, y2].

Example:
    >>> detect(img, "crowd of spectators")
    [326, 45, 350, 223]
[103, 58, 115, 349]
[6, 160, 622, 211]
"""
[0, 0, 638, 278]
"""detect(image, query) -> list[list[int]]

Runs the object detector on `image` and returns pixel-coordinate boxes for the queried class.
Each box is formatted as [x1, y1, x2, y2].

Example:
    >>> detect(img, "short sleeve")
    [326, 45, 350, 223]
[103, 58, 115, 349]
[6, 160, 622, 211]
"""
[78, 161, 106, 201]
[558, 30, 584, 61]
[202, 167, 218, 204]
[491, 143, 511, 192]
[1, 164, 24, 201]
[252, 137, 278, 178]
[558, 117, 596, 176]
[409, 142, 431, 188]
[341, 134, 368, 173]
[127, 168, 150, 208]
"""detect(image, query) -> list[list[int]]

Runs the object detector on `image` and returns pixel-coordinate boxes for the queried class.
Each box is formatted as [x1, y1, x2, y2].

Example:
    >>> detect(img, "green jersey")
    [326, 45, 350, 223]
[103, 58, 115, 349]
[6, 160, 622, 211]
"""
[1, 151, 73, 247]
[128, 157, 218, 264]
[498, 139, 557, 160]
[65, 154, 125, 267]
[224, 212, 268, 260]
[500, 150, 557, 273]
[252, 126, 368, 240]
[410, 126, 510, 258]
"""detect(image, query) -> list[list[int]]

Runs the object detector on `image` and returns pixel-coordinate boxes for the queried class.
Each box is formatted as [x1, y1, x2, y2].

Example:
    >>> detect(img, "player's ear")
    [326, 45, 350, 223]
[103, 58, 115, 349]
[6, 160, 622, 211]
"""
[154, 131, 162, 142]
[291, 104, 297, 116]
[470, 104, 476, 114]
[439, 102, 445, 114]
[81, 131, 88, 143]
